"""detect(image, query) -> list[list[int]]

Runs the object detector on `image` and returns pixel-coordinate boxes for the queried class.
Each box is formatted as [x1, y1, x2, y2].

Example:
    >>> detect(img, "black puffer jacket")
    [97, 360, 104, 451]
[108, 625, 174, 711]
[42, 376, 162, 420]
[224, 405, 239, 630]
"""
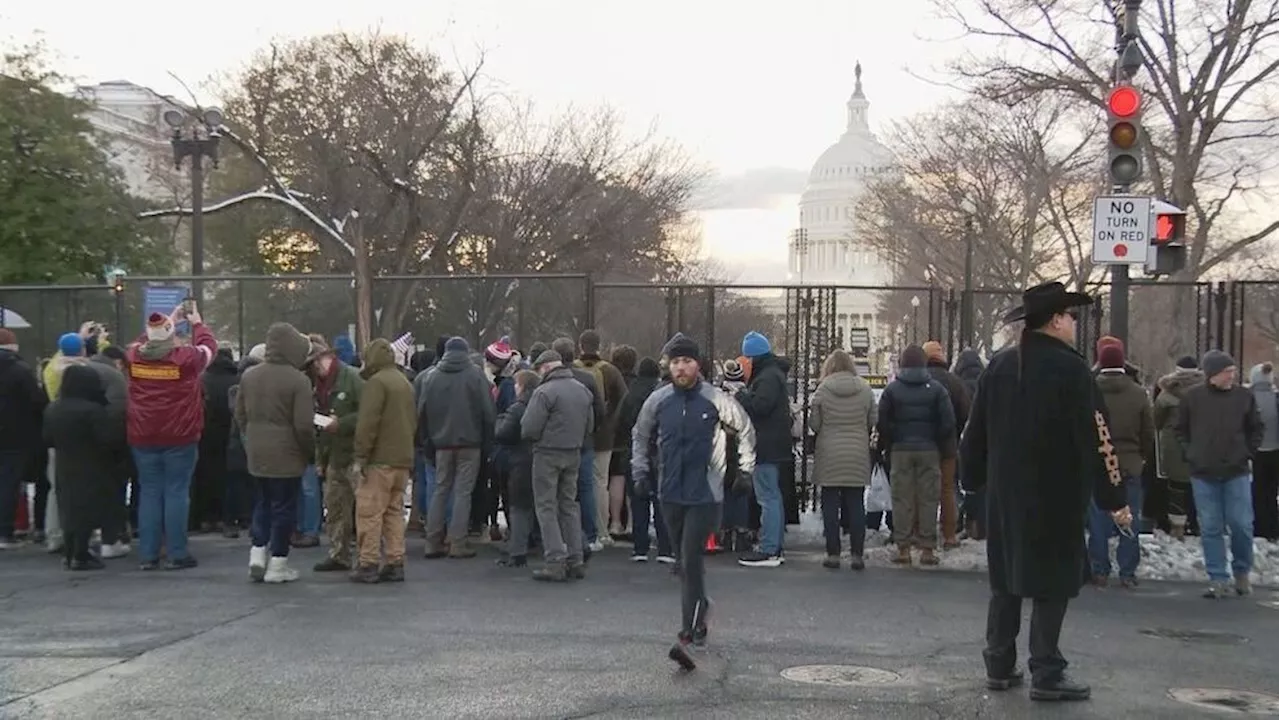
[952, 349, 984, 401]
[735, 353, 792, 464]
[225, 356, 261, 473]
[877, 367, 956, 455]
[495, 385, 534, 509]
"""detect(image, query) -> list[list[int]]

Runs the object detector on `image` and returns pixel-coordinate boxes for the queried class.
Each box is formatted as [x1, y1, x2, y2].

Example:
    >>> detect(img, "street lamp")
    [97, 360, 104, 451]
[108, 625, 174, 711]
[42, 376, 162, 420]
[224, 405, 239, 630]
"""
[164, 106, 224, 304]
[958, 197, 977, 349]
[910, 295, 921, 344]
[792, 228, 810, 284]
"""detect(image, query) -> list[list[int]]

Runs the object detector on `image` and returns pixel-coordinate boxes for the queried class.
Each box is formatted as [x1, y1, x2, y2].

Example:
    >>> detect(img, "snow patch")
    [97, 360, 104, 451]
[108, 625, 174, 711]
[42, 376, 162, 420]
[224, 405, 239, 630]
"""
[788, 511, 1280, 587]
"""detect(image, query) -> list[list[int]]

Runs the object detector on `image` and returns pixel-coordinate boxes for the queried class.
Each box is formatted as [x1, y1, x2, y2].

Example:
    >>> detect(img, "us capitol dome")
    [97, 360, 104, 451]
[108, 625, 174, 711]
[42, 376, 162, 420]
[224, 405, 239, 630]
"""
[774, 63, 899, 370]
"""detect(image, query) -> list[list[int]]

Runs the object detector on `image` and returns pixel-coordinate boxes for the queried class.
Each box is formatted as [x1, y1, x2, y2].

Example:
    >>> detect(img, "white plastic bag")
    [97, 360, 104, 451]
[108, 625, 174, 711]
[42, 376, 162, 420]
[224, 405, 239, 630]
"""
[865, 465, 891, 514]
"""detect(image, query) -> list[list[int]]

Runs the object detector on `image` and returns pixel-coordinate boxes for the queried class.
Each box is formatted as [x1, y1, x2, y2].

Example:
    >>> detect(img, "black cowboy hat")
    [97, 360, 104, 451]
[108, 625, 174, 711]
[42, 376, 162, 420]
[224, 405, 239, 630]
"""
[1002, 281, 1093, 324]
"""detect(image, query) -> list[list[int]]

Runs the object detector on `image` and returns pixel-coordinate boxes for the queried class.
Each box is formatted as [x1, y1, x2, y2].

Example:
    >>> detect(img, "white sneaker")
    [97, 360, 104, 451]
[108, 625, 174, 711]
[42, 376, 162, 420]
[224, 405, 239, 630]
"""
[100, 542, 131, 559]
[588, 540, 605, 553]
[249, 546, 268, 583]
[656, 555, 677, 565]
[263, 556, 299, 584]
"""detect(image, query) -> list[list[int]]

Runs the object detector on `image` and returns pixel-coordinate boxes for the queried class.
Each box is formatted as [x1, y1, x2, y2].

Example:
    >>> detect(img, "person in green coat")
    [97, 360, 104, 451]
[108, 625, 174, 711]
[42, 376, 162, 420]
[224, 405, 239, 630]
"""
[308, 338, 365, 572]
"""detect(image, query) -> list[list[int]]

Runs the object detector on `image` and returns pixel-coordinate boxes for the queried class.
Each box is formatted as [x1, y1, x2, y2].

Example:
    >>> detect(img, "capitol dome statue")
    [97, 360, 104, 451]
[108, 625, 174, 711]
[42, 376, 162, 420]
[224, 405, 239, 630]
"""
[786, 62, 898, 366]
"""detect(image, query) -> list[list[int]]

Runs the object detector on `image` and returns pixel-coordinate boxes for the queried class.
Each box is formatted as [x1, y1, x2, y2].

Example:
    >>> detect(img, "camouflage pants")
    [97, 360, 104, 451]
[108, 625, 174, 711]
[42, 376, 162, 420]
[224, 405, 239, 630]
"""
[324, 464, 357, 564]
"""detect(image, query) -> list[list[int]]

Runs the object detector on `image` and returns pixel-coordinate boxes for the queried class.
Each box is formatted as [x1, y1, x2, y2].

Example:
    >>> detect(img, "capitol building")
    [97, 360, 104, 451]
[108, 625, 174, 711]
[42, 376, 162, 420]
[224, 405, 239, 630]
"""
[761, 63, 899, 371]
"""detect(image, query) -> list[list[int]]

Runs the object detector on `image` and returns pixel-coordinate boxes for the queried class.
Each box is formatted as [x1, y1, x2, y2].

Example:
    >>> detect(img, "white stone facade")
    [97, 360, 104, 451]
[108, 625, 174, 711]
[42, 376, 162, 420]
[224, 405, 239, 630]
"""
[73, 80, 185, 204]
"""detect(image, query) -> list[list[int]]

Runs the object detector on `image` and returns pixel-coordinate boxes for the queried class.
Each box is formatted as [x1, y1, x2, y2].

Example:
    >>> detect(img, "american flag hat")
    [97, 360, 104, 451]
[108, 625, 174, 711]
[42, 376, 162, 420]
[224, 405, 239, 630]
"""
[390, 332, 414, 367]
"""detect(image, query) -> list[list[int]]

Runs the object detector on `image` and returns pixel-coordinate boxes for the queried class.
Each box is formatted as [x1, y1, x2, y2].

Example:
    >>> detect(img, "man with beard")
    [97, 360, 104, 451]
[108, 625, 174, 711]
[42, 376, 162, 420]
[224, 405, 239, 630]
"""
[632, 333, 755, 669]
[961, 282, 1130, 702]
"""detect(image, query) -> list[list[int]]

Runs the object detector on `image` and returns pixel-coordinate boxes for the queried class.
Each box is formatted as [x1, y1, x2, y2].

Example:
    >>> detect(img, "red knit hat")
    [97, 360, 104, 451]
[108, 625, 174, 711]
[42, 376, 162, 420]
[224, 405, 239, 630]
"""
[1098, 339, 1126, 369]
[484, 337, 513, 366]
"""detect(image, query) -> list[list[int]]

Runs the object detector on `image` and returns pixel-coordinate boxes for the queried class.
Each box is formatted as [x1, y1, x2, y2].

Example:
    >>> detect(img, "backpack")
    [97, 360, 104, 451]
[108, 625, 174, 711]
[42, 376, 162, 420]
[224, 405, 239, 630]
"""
[580, 359, 611, 397]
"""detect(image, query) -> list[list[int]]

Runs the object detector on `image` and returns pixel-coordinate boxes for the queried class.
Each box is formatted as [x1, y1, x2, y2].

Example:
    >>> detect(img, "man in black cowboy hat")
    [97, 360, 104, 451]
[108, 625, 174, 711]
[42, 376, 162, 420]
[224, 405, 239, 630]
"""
[961, 281, 1131, 702]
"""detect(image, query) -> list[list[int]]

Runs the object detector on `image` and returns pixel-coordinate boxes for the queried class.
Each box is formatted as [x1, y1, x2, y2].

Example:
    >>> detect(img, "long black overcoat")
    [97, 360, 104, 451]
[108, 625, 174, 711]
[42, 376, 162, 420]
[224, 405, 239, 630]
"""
[961, 331, 1127, 599]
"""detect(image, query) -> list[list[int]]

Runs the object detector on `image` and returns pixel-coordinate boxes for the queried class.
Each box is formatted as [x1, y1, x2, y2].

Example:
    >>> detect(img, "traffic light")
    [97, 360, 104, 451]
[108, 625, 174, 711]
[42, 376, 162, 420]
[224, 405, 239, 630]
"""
[1107, 85, 1143, 187]
[1146, 200, 1187, 275]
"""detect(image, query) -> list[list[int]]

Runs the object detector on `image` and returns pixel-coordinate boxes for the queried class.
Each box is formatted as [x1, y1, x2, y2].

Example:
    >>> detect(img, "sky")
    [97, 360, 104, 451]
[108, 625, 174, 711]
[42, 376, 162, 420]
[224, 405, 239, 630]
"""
[4, 1, 968, 274]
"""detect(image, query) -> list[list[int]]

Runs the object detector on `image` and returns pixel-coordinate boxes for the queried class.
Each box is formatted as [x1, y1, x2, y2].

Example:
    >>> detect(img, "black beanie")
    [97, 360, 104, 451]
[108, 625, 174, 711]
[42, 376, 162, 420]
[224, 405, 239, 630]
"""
[900, 345, 927, 369]
[662, 332, 700, 361]
[638, 357, 661, 379]
[1175, 355, 1197, 369]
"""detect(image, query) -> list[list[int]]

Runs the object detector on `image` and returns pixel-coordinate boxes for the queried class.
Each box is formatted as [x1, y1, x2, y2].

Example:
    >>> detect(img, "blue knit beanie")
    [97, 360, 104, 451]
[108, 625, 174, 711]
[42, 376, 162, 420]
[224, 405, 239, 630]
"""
[58, 332, 84, 357]
[741, 331, 771, 358]
[332, 334, 357, 365]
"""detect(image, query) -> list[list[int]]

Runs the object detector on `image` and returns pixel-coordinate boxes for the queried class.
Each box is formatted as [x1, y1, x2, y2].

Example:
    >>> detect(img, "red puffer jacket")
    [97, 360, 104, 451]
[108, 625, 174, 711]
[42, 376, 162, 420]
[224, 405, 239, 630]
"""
[125, 324, 217, 447]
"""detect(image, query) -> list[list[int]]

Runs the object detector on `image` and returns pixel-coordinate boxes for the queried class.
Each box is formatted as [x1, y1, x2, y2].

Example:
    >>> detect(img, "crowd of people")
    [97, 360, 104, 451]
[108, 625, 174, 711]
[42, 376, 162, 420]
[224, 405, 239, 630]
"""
[0, 284, 1276, 688]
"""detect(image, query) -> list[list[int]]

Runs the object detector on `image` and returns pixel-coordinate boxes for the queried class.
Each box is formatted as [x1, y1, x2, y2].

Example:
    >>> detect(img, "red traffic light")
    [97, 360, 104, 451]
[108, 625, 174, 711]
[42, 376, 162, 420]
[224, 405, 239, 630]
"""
[1108, 86, 1141, 117]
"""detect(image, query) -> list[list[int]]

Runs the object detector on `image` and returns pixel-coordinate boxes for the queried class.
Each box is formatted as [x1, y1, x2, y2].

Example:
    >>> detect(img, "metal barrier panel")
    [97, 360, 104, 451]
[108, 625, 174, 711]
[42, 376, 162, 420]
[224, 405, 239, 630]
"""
[1236, 281, 1278, 372]
[0, 286, 119, 357]
[374, 275, 588, 353]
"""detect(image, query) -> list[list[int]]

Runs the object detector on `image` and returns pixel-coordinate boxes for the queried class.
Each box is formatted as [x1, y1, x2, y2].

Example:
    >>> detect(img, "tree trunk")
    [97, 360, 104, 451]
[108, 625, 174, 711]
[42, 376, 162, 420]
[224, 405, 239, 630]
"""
[352, 216, 373, 352]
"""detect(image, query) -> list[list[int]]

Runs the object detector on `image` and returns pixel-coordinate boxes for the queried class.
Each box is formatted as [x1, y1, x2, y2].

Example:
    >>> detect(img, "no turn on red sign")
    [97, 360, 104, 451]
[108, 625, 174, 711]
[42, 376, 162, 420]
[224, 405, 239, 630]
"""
[1092, 195, 1152, 264]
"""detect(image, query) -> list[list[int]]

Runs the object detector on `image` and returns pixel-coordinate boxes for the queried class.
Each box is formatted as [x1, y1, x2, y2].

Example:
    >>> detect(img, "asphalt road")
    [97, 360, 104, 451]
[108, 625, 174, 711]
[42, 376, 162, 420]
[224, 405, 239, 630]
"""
[0, 533, 1275, 719]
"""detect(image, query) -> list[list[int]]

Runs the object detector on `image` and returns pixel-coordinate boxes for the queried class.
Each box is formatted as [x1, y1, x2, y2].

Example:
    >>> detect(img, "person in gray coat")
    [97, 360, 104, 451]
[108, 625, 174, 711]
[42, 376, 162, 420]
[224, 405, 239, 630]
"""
[809, 350, 877, 570]
[522, 350, 594, 582]
[1249, 363, 1278, 540]
[418, 336, 496, 558]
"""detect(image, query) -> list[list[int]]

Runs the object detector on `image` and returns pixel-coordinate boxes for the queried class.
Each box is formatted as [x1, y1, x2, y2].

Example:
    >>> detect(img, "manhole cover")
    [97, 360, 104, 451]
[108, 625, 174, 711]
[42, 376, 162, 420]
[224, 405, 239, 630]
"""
[1138, 627, 1247, 644]
[781, 665, 900, 687]
[1169, 688, 1278, 715]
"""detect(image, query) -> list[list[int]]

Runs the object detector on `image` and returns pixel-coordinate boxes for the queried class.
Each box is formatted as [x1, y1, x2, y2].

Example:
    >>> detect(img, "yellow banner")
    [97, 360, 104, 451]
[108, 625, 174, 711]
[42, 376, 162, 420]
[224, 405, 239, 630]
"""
[130, 363, 180, 381]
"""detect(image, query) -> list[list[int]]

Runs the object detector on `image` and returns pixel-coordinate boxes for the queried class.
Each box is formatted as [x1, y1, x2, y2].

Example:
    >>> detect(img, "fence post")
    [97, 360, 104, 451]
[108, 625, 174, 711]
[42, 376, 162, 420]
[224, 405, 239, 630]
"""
[706, 286, 716, 362]
[1213, 281, 1229, 350]
[583, 274, 595, 330]
[114, 281, 124, 341]
[236, 279, 246, 354]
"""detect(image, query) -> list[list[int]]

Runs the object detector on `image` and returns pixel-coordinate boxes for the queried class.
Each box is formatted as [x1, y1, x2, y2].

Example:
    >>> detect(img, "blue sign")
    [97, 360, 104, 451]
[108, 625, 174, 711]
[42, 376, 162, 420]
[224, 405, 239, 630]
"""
[142, 285, 189, 332]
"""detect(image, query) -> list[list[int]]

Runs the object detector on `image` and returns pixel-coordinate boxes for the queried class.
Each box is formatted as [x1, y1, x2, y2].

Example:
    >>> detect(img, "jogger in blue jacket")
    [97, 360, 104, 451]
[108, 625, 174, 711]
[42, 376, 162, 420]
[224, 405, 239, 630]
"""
[632, 333, 756, 663]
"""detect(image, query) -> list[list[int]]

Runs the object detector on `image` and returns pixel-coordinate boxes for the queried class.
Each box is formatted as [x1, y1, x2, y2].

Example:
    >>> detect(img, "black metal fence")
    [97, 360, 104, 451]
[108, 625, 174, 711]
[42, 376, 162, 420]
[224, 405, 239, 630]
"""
[2, 275, 1274, 375]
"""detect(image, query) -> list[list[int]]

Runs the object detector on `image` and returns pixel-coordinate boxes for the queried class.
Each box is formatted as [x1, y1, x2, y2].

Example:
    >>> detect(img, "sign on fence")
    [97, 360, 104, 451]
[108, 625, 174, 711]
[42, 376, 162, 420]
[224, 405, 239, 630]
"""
[1092, 195, 1152, 264]
[142, 285, 188, 330]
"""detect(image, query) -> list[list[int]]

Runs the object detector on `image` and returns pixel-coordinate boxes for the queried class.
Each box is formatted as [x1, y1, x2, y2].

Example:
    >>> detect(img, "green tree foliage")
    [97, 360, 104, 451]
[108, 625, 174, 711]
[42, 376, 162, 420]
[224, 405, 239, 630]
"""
[0, 45, 168, 284]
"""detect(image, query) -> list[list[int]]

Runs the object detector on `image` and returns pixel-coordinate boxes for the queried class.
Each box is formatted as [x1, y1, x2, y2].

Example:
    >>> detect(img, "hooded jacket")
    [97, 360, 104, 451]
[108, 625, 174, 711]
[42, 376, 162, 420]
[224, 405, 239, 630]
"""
[809, 371, 877, 487]
[495, 382, 536, 509]
[42, 365, 124, 531]
[632, 377, 757, 505]
[354, 339, 417, 468]
[234, 323, 315, 478]
[522, 365, 595, 451]
[125, 322, 217, 447]
[1250, 364, 1278, 453]
[417, 347, 495, 453]
[87, 354, 128, 425]
[1153, 368, 1203, 482]
[952, 349, 985, 401]
[43, 352, 86, 402]
[878, 366, 956, 454]
[0, 348, 46, 452]
[1095, 370, 1155, 478]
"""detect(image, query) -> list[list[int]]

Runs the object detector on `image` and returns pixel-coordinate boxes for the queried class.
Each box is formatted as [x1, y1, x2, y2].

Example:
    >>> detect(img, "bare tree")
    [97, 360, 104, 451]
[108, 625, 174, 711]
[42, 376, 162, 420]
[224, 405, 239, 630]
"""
[857, 94, 1100, 351]
[930, 0, 1279, 278]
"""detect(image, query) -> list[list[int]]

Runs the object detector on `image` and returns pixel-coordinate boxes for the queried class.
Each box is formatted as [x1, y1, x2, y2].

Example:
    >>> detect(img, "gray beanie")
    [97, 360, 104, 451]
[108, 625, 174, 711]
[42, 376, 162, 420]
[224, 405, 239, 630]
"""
[533, 349, 562, 369]
[1200, 349, 1236, 380]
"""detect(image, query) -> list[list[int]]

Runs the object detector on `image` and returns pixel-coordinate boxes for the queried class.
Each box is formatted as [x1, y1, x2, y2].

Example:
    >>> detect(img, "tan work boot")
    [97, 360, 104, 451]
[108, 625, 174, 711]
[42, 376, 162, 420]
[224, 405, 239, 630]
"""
[892, 546, 912, 565]
[919, 548, 940, 566]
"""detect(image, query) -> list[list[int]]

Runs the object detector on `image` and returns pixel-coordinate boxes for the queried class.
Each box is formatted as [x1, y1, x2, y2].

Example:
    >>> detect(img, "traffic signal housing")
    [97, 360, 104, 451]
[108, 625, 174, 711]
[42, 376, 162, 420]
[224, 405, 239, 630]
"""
[1146, 200, 1187, 275]
[1107, 85, 1143, 187]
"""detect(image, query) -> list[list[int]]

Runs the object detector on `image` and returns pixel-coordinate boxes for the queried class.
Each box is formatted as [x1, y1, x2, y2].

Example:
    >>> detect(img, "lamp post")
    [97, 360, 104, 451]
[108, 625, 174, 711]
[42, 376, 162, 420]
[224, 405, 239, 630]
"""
[959, 197, 977, 349]
[792, 228, 810, 285]
[163, 106, 224, 305]
[910, 295, 921, 344]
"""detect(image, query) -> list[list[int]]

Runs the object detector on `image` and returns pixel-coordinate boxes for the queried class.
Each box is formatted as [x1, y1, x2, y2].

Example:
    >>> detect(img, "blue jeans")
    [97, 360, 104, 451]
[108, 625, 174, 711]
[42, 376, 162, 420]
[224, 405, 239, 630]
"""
[295, 465, 321, 536]
[415, 454, 450, 519]
[753, 463, 784, 555]
[1087, 475, 1143, 579]
[578, 447, 598, 543]
[1191, 475, 1254, 583]
[252, 476, 299, 557]
[631, 485, 672, 556]
[132, 444, 198, 562]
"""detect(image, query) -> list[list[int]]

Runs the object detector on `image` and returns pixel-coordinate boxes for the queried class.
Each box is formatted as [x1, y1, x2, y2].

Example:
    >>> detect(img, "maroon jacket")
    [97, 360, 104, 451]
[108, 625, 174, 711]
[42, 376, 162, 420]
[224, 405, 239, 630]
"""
[125, 323, 217, 447]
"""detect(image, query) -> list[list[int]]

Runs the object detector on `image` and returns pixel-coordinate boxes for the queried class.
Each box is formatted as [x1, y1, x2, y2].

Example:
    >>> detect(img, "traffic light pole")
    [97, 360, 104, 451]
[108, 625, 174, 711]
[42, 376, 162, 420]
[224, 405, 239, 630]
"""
[1107, 0, 1143, 346]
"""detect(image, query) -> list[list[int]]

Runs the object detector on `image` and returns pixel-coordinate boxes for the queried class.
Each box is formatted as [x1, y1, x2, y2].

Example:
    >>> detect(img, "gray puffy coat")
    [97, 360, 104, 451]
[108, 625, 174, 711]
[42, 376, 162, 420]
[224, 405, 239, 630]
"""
[809, 371, 877, 487]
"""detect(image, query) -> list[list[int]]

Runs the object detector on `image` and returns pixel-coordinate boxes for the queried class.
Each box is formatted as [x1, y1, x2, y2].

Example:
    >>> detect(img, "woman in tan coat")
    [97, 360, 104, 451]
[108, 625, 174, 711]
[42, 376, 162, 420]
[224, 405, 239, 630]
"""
[809, 350, 877, 570]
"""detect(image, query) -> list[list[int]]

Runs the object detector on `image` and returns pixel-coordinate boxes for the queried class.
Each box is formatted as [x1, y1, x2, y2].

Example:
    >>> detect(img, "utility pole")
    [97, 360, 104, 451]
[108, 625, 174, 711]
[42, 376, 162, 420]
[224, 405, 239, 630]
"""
[1108, 0, 1145, 345]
